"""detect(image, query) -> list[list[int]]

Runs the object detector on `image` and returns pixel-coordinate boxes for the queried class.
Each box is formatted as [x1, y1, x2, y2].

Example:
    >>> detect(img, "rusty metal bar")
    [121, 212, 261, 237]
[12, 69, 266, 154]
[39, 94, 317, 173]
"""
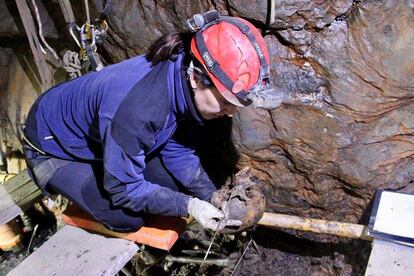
[165, 255, 233, 267]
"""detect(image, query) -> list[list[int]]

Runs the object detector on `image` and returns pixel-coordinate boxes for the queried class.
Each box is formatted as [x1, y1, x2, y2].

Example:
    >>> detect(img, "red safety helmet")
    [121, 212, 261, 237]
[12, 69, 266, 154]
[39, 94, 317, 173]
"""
[188, 11, 270, 106]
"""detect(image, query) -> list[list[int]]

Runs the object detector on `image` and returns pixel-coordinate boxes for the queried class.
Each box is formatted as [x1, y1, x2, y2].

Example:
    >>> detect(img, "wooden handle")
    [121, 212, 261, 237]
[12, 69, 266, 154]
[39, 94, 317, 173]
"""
[257, 212, 373, 241]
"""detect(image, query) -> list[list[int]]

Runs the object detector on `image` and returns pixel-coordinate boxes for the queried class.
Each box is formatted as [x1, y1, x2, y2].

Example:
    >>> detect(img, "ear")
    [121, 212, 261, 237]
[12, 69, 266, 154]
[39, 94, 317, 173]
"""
[188, 71, 198, 90]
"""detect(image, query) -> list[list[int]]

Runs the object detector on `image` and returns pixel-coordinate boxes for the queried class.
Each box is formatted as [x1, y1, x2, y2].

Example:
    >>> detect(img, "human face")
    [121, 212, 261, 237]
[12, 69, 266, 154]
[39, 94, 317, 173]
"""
[193, 83, 237, 120]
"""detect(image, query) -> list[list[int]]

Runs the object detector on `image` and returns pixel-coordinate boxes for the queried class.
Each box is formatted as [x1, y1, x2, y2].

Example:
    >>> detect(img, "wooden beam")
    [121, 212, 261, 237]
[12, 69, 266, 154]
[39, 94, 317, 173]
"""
[0, 170, 42, 224]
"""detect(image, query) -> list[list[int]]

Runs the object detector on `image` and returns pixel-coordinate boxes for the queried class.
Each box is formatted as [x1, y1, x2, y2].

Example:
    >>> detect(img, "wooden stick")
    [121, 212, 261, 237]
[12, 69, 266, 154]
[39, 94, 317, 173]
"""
[257, 212, 373, 241]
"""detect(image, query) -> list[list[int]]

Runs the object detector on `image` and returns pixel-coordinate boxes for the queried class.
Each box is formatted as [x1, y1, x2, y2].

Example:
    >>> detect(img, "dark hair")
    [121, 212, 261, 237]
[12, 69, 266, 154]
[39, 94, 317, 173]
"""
[146, 32, 192, 65]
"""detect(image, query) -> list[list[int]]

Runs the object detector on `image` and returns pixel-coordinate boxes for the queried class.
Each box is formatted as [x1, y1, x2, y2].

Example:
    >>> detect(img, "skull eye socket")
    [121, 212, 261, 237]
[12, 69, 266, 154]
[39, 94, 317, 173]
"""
[245, 187, 253, 198]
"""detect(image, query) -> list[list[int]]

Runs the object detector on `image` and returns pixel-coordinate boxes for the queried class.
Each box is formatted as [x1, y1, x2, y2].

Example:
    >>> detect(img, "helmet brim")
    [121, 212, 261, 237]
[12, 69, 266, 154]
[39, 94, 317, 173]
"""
[210, 77, 247, 107]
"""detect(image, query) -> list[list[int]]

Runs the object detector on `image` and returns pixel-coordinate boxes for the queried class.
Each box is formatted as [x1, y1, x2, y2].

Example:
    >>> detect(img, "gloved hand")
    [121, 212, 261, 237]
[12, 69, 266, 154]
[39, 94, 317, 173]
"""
[188, 198, 223, 230]
[188, 198, 242, 231]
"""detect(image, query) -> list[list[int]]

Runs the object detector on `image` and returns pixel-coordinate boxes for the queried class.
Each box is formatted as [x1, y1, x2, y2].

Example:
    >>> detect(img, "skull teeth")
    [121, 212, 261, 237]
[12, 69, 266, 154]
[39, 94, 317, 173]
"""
[234, 167, 250, 178]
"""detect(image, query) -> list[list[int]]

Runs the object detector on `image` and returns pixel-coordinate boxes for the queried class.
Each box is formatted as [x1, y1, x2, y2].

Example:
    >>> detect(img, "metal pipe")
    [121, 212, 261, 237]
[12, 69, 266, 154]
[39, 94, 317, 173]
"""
[27, 224, 39, 253]
[231, 239, 252, 276]
[165, 255, 233, 267]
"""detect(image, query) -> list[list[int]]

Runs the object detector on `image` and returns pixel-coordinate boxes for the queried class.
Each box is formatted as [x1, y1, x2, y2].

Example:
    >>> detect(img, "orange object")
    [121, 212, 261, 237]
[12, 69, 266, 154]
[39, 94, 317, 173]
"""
[0, 220, 23, 251]
[62, 206, 187, 251]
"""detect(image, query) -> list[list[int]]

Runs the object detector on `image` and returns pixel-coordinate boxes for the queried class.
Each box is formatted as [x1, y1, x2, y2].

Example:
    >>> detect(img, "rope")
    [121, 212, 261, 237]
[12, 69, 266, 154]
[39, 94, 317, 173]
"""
[269, 0, 275, 25]
[30, 0, 59, 60]
[63, 50, 82, 79]
[15, 0, 52, 90]
[84, 0, 90, 24]
[94, 0, 112, 20]
[58, 0, 81, 47]
[57, 0, 106, 73]
[95, 0, 104, 15]
[58, 0, 75, 23]
[103, 0, 112, 19]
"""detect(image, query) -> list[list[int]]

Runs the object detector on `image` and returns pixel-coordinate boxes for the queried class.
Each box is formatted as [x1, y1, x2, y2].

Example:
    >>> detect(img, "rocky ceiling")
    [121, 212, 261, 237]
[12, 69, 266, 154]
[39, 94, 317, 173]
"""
[0, 0, 413, 224]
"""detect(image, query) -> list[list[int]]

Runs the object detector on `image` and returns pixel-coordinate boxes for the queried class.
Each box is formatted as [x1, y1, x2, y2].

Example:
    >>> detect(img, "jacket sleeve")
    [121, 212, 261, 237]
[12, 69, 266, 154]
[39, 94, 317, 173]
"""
[160, 136, 217, 201]
[100, 60, 191, 217]
[102, 122, 191, 217]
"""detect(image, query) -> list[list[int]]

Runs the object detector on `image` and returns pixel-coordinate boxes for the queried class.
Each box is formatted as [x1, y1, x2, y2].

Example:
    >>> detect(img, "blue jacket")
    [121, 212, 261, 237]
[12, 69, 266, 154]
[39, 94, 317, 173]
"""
[25, 53, 217, 217]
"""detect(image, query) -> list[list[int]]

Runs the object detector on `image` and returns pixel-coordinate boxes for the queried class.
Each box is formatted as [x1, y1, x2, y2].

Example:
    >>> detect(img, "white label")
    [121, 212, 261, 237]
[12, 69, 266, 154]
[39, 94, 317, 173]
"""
[374, 191, 414, 239]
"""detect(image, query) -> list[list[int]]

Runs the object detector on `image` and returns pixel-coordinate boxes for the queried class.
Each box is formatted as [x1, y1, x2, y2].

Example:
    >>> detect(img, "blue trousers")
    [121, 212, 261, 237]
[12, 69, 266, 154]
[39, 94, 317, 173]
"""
[24, 146, 181, 232]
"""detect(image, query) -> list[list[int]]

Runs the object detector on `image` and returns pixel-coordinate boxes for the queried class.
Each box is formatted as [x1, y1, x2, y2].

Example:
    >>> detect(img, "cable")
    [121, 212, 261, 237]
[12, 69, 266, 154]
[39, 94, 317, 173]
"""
[84, 0, 90, 24]
[31, 0, 59, 60]
[15, 0, 52, 90]
[58, 0, 76, 23]
[63, 50, 82, 79]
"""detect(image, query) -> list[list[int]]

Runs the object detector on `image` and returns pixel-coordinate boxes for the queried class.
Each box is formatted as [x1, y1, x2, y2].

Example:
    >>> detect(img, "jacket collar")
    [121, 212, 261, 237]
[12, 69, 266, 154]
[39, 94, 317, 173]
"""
[169, 53, 203, 124]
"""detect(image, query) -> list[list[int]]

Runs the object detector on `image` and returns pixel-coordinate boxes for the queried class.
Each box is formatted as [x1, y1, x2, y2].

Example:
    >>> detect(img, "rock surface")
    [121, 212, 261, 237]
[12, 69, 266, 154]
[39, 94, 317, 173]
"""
[0, 0, 413, 226]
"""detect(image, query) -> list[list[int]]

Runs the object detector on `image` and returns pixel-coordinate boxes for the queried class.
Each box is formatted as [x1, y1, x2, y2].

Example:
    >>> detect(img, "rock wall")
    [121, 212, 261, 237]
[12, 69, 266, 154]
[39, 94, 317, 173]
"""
[234, 0, 414, 222]
[0, 0, 413, 223]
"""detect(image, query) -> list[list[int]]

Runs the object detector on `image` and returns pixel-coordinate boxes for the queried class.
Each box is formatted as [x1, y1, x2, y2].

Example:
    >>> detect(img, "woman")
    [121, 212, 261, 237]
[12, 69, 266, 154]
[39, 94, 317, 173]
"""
[23, 11, 271, 232]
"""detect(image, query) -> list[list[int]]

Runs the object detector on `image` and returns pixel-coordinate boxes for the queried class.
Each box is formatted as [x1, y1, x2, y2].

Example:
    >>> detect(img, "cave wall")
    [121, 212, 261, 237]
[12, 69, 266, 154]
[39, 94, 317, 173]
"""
[0, 0, 413, 223]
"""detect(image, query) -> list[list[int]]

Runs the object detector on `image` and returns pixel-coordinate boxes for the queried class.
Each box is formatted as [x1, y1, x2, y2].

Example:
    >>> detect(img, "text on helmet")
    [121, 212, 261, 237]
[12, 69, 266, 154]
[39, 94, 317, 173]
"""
[202, 52, 214, 68]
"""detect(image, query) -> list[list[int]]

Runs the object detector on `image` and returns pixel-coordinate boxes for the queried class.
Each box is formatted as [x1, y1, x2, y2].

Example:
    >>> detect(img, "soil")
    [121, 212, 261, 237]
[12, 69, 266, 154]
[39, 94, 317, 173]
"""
[131, 222, 371, 275]
[236, 228, 371, 276]
[1, 208, 371, 276]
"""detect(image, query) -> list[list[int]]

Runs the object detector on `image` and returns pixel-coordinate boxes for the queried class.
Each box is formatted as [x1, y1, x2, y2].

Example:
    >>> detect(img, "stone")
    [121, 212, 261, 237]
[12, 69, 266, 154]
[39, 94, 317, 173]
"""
[233, 0, 414, 222]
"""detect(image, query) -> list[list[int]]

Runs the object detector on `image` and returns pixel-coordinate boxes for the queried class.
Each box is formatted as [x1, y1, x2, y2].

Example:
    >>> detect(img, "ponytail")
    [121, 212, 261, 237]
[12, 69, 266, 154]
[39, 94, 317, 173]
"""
[146, 32, 192, 65]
